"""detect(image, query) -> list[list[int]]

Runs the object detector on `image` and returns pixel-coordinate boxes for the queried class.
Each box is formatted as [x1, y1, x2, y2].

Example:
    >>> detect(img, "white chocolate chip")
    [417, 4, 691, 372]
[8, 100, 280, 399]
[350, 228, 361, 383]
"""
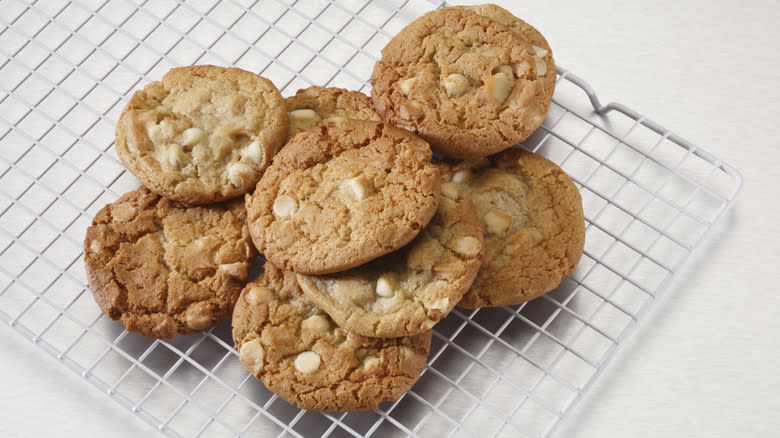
[147, 123, 163, 142]
[158, 119, 175, 137]
[89, 239, 102, 253]
[443, 73, 469, 97]
[398, 102, 422, 122]
[484, 208, 511, 235]
[422, 319, 436, 330]
[239, 338, 265, 374]
[227, 162, 256, 188]
[535, 57, 547, 76]
[486, 71, 515, 103]
[375, 274, 398, 298]
[363, 356, 380, 369]
[294, 351, 321, 374]
[440, 181, 458, 199]
[112, 203, 136, 223]
[429, 297, 450, 313]
[289, 108, 318, 121]
[332, 276, 374, 304]
[374, 294, 403, 314]
[454, 236, 481, 258]
[452, 169, 471, 184]
[505, 233, 524, 255]
[241, 139, 265, 165]
[218, 262, 247, 279]
[344, 176, 373, 201]
[246, 285, 274, 305]
[191, 144, 209, 164]
[513, 61, 532, 78]
[494, 65, 514, 78]
[181, 127, 205, 146]
[168, 144, 185, 169]
[301, 314, 330, 333]
[185, 304, 212, 330]
[272, 195, 297, 219]
[532, 45, 549, 58]
[398, 77, 418, 96]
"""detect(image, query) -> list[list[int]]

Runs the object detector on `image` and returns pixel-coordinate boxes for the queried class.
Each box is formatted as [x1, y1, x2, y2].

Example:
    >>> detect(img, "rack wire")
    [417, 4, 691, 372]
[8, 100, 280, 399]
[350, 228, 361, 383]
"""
[0, 0, 742, 437]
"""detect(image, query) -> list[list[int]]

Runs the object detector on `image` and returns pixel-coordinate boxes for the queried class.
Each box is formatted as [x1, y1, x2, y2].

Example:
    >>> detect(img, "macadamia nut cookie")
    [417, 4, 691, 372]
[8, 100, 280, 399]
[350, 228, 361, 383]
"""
[296, 187, 483, 338]
[84, 187, 255, 339]
[371, 6, 554, 159]
[439, 148, 585, 308]
[115, 65, 287, 204]
[232, 264, 431, 411]
[246, 120, 440, 275]
[285, 86, 381, 141]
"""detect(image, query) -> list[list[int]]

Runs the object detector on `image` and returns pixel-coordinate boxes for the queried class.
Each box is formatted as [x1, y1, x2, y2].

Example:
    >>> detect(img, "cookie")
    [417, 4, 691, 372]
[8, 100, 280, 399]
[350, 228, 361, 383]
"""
[115, 65, 287, 204]
[439, 148, 585, 308]
[246, 119, 440, 275]
[84, 187, 255, 339]
[232, 263, 431, 411]
[371, 6, 554, 159]
[296, 187, 483, 338]
[285, 86, 381, 141]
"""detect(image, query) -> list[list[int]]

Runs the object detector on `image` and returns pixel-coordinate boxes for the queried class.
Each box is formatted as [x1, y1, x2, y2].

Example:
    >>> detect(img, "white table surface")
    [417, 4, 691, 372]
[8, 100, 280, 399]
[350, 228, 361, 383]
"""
[2, 0, 779, 437]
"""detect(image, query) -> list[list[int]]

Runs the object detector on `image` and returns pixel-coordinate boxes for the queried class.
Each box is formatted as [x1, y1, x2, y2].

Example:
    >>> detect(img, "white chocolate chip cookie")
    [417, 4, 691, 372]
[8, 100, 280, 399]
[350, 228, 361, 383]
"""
[84, 187, 255, 339]
[371, 6, 555, 159]
[246, 120, 440, 275]
[438, 149, 585, 308]
[115, 65, 287, 204]
[296, 185, 484, 338]
[232, 264, 431, 412]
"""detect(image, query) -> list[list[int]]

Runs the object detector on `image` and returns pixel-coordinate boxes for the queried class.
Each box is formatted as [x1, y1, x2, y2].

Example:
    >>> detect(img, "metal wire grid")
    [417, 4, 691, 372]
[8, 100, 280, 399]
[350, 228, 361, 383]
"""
[0, 0, 742, 437]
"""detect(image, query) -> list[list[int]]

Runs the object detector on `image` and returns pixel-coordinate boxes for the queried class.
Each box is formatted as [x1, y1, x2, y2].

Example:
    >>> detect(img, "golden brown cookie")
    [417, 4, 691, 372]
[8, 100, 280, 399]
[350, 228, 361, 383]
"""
[371, 6, 555, 159]
[84, 187, 255, 339]
[246, 119, 440, 275]
[296, 187, 483, 338]
[284, 86, 381, 141]
[232, 264, 431, 411]
[439, 149, 585, 308]
[115, 65, 287, 204]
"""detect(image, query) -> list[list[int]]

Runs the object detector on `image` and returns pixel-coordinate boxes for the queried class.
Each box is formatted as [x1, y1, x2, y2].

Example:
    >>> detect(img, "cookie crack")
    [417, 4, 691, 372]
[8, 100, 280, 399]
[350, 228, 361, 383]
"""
[150, 212, 217, 321]
[151, 218, 173, 316]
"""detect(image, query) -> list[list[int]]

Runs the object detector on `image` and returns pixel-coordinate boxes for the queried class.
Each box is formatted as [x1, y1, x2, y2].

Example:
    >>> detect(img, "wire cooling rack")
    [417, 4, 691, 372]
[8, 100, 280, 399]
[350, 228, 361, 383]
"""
[0, 0, 742, 437]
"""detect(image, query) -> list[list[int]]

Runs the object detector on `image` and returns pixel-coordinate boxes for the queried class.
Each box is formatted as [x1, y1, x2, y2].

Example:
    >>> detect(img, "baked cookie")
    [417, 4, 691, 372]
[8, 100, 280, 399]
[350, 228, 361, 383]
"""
[285, 86, 381, 140]
[84, 187, 255, 339]
[232, 264, 431, 411]
[439, 148, 585, 308]
[116, 65, 287, 204]
[371, 6, 554, 159]
[296, 187, 483, 338]
[246, 120, 440, 275]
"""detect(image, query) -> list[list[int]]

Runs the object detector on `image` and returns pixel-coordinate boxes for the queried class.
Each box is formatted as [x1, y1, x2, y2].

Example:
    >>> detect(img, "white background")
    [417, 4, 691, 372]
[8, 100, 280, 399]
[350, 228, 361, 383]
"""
[2, 0, 779, 437]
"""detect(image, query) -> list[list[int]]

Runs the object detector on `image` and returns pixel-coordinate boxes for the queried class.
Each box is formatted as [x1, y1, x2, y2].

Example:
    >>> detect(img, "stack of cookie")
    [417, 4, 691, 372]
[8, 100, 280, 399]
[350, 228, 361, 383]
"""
[83, 4, 585, 412]
[83, 65, 284, 339]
